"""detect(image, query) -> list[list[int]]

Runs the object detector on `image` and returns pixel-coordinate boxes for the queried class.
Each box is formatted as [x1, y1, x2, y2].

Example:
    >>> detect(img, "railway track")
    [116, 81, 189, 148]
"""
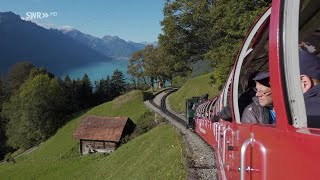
[149, 88, 188, 127]
[146, 88, 217, 180]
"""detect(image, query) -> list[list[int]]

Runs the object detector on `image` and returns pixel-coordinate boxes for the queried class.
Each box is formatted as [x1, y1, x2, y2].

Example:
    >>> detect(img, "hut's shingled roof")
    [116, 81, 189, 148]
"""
[73, 116, 129, 142]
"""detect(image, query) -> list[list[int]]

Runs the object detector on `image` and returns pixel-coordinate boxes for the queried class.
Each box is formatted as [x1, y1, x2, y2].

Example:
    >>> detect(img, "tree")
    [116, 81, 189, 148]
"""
[159, 0, 213, 62]
[0, 77, 9, 159]
[127, 50, 147, 88]
[3, 62, 35, 97]
[29, 66, 55, 79]
[2, 74, 66, 149]
[62, 75, 80, 113]
[143, 45, 159, 91]
[94, 76, 112, 104]
[158, 0, 269, 88]
[110, 69, 126, 98]
[79, 74, 93, 109]
[207, 0, 269, 88]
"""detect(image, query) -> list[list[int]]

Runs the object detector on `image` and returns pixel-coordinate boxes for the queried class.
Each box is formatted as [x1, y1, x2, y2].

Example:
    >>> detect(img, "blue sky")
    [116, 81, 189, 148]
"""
[0, 0, 164, 42]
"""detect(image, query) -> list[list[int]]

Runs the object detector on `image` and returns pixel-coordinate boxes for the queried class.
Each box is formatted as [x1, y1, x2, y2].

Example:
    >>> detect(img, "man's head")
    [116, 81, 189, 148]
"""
[253, 71, 273, 107]
[299, 50, 320, 93]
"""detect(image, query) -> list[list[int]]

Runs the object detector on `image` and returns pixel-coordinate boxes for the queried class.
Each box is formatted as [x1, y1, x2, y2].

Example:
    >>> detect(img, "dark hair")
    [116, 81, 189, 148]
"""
[240, 71, 259, 92]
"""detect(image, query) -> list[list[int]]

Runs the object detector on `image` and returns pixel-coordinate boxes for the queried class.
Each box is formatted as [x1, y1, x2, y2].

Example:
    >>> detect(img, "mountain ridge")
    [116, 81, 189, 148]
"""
[0, 11, 112, 75]
[61, 29, 147, 60]
[0, 11, 150, 75]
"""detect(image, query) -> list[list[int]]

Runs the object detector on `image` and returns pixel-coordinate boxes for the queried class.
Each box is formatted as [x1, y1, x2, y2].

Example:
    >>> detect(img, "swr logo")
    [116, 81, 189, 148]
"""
[25, 12, 57, 20]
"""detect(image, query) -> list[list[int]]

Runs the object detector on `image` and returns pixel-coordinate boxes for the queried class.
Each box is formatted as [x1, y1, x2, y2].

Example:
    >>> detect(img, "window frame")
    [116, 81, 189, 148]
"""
[232, 8, 272, 124]
[281, 0, 307, 128]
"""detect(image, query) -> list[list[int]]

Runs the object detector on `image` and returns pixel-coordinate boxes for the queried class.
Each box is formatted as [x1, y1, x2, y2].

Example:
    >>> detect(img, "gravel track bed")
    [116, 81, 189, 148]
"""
[145, 91, 218, 180]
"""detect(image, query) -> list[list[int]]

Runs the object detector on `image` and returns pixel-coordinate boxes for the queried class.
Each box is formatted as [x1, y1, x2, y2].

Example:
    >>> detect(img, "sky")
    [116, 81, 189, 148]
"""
[0, 0, 164, 43]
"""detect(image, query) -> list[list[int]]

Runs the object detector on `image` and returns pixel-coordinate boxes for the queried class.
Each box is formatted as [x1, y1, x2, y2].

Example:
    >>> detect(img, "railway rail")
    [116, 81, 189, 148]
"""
[149, 88, 188, 127]
[146, 88, 217, 180]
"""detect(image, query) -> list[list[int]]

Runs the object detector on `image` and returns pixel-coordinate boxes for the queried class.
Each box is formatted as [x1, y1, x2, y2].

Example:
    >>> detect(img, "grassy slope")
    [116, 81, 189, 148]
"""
[0, 90, 187, 179]
[168, 73, 219, 113]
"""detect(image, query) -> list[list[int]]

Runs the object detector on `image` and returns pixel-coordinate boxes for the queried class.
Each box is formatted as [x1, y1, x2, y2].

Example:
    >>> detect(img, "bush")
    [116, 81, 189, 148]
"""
[133, 112, 160, 136]
[4, 152, 15, 163]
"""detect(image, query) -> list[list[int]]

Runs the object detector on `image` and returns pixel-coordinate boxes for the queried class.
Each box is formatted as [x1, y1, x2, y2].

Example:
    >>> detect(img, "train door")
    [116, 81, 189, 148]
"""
[248, 0, 320, 179]
[227, 7, 272, 180]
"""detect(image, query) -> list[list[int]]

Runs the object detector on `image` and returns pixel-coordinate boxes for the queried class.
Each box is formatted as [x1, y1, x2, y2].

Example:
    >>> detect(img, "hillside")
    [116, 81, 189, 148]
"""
[0, 90, 187, 179]
[168, 73, 219, 113]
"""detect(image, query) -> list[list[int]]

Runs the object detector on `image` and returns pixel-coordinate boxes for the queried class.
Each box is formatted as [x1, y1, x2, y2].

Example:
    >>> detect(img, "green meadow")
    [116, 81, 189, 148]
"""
[0, 90, 187, 179]
[168, 73, 219, 113]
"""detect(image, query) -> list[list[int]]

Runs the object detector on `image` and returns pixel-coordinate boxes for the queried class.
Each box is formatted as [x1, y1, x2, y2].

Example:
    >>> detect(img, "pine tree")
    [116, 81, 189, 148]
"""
[62, 75, 79, 112]
[79, 74, 93, 109]
[111, 70, 126, 98]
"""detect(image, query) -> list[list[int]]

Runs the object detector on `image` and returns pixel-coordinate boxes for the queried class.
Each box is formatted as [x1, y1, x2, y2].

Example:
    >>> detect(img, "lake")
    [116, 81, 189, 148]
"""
[61, 60, 129, 83]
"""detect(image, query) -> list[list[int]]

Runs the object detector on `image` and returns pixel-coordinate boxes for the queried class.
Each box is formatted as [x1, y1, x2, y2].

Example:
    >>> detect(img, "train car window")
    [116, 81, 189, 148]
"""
[232, 8, 271, 124]
[282, 0, 320, 128]
[223, 69, 233, 108]
[217, 71, 233, 122]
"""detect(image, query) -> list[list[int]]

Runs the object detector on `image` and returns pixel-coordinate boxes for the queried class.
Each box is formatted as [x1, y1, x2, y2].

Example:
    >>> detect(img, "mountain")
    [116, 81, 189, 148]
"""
[61, 29, 146, 60]
[0, 12, 113, 75]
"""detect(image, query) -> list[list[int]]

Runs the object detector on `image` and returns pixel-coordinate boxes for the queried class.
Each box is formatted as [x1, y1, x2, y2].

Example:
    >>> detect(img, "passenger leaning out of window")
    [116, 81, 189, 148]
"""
[241, 71, 276, 124]
[299, 50, 320, 128]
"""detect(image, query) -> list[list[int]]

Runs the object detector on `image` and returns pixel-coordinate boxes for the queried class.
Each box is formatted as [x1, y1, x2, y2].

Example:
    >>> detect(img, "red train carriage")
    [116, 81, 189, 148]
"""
[194, 0, 320, 179]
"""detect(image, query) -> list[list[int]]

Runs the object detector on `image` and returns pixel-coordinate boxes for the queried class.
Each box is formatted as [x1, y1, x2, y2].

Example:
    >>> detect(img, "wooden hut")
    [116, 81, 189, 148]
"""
[73, 116, 135, 155]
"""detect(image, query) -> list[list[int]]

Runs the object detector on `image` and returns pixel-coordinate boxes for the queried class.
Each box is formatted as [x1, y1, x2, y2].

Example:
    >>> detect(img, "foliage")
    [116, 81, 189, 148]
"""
[0, 63, 131, 160]
[143, 45, 159, 90]
[4, 152, 15, 163]
[127, 44, 192, 90]
[0, 89, 187, 179]
[79, 74, 93, 109]
[127, 0, 269, 90]
[0, 78, 9, 160]
[93, 75, 112, 104]
[206, 0, 269, 88]
[110, 69, 126, 97]
[133, 111, 158, 136]
[61, 75, 80, 113]
[2, 62, 35, 97]
[2, 74, 67, 149]
[127, 50, 147, 88]
[156, 0, 269, 88]
[159, 0, 213, 62]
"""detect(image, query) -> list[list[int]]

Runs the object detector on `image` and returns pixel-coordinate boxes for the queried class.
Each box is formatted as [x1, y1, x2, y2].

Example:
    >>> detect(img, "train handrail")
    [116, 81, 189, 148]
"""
[214, 122, 218, 138]
[217, 124, 222, 152]
[240, 133, 255, 180]
[223, 126, 233, 165]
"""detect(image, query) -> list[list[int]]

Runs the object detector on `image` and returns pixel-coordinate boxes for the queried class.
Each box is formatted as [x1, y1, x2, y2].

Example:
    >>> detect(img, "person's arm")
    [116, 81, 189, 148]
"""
[241, 103, 259, 123]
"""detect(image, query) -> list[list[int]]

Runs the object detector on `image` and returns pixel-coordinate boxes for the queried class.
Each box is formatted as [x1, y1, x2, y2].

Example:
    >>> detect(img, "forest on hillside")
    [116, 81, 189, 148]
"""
[127, 0, 270, 89]
[0, 62, 127, 160]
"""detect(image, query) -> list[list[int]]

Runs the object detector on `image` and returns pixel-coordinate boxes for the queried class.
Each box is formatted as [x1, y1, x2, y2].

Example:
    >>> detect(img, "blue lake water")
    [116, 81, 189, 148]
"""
[61, 60, 129, 82]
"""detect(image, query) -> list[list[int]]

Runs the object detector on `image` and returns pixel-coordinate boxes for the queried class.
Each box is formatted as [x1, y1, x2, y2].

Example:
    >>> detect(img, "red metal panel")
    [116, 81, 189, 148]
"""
[251, 126, 320, 180]
[225, 124, 252, 180]
[269, 0, 290, 130]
